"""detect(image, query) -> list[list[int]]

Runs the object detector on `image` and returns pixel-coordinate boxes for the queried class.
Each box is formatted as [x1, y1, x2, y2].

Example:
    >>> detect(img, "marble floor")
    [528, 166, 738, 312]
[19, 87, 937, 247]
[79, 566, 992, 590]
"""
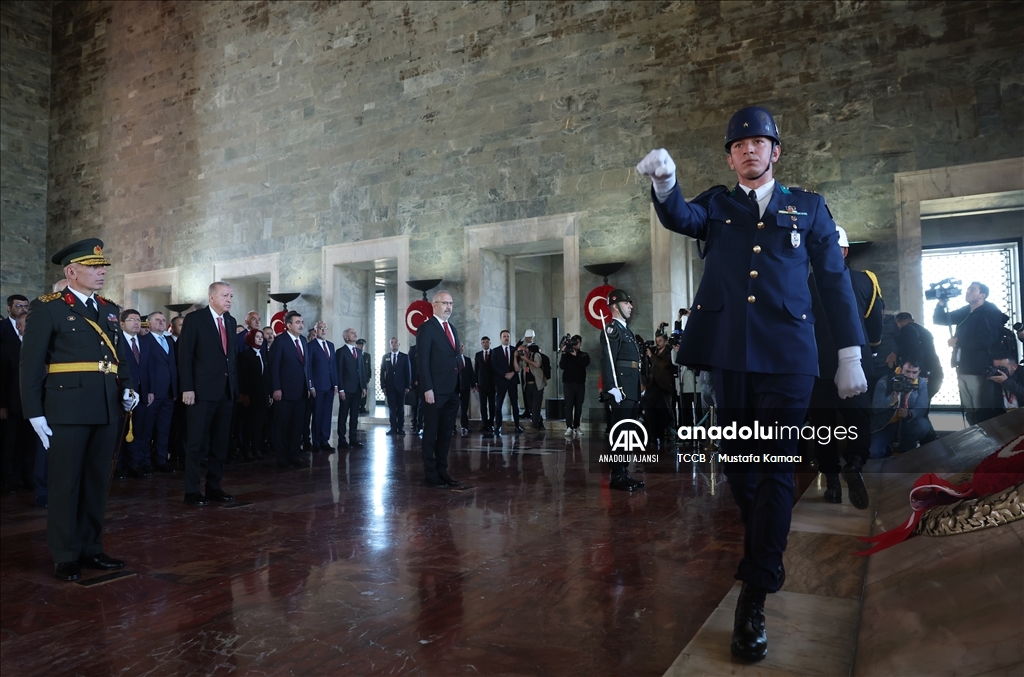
[2, 424, 749, 677]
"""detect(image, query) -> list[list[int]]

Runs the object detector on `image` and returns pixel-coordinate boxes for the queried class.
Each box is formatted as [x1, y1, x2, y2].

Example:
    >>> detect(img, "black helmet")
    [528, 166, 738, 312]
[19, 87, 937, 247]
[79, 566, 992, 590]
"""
[607, 289, 633, 305]
[724, 106, 780, 151]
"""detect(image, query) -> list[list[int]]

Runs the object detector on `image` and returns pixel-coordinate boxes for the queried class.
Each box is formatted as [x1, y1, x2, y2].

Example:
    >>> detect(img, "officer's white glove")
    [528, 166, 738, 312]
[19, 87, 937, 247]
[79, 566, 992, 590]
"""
[835, 347, 868, 399]
[636, 149, 677, 199]
[608, 387, 624, 404]
[30, 416, 52, 450]
[123, 389, 140, 412]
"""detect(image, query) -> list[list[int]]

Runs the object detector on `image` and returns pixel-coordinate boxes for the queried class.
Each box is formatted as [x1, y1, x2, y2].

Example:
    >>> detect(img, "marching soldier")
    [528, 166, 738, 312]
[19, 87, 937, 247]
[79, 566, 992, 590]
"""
[599, 288, 644, 492]
[20, 238, 139, 581]
[638, 106, 866, 662]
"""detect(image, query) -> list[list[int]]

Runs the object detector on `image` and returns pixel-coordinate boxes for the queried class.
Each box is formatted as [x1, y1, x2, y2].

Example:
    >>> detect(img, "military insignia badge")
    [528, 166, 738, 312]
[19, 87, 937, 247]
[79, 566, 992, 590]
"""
[67, 315, 76, 321]
[606, 325, 615, 334]
[779, 206, 808, 216]
[791, 231, 801, 248]
[107, 314, 118, 323]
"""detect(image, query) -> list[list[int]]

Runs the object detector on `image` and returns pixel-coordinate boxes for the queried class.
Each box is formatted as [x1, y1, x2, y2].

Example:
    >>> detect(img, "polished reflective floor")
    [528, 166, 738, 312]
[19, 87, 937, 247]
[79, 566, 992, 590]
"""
[1, 424, 750, 676]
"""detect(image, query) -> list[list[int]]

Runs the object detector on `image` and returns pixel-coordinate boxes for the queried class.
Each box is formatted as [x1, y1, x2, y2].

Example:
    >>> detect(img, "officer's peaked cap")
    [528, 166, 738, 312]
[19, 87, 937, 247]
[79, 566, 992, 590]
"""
[51, 238, 111, 267]
[725, 106, 780, 151]
[607, 289, 633, 305]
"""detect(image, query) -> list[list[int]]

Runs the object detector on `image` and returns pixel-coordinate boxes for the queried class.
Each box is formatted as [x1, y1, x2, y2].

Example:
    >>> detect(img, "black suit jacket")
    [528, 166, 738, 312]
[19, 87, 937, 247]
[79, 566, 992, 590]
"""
[238, 347, 271, 406]
[336, 344, 365, 395]
[177, 307, 238, 401]
[417, 317, 460, 396]
[0, 317, 18, 344]
[268, 332, 313, 401]
[381, 351, 412, 393]
[457, 354, 476, 394]
[121, 332, 149, 400]
[474, 350, 495, 390]
[1, 338, 22, 412]
[491, 344, 519, 385]
[142, 332, 178, 400]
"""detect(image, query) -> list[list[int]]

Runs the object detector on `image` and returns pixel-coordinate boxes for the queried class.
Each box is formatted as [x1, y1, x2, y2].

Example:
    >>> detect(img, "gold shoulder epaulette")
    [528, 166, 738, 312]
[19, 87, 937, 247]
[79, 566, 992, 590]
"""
[38, 292, 62, 302]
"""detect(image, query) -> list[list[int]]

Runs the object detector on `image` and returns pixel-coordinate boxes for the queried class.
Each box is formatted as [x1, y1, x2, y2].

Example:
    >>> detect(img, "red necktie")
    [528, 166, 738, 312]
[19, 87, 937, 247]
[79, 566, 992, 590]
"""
[484, 350, 489, 363]
[217, 316, 227, 354]
[131, 336, 140, 364]
[295, 338, 304, 364]
[443, 321, 455, 350]
[323, 341, 330, 360]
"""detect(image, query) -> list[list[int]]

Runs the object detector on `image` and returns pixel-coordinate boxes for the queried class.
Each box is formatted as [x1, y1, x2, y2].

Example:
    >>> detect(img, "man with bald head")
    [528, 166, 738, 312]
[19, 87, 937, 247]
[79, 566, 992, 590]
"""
[178, 282, 239, 506]
[336, 327, 365, 449]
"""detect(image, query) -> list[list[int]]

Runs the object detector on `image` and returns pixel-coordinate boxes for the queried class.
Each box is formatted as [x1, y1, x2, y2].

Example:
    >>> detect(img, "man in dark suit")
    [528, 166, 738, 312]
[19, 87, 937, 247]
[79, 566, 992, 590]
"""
[357, 338, 373, 414]
[473, 336, 495, 432]
[381, 336, 411, 435]
[418, 290, 462, 487]
[491, 329, 523, 435]
[167, 314, 187, 469]
[119, 309, 151, 478]
[408, 343, 421, 433]
[308, 320, 337, 451]
[456, 342, 476, 434]
[20, 238, 139, 581]
[140, 311, 177, 473]
[336, 327, 365, 448]
[268, 311, 314, 468]
[178, 281, 239, 506]
[2, 294, 29, 344]
[1, 315, 34, 494]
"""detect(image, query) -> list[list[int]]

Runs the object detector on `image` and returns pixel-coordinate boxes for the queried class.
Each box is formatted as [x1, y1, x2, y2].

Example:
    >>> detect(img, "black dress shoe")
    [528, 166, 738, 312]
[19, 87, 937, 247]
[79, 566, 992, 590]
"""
[609, 473, 643, 491]
[397, 430, 406, 436]
[386, 429, 396, 435]
[514, 426, 525, 433]
[115, 469, 128, 480]
[337, 441, 350, 449]
[731, 583, 769, 661]
[183, 492, 209, 506]
[824, 473, 842, 504]
[138, 466, 153, 477]
[54, 561, 81, 581]
[79, 553, 125, 570]
[842, 463, 869, 510]
[320, 444, 335, 452]
[206, 488, 234, 502]
[438, 474, 461, 487]
[289, 459, 310, 468]
[350, 441, 364, 448]
[423, 478, 449, 488]
[153, 464, 174, 473]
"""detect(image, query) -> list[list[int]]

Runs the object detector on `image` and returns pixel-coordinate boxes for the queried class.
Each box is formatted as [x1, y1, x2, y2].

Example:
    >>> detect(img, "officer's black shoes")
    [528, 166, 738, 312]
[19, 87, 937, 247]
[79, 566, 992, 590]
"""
[438, 473, 460, 488]
[423, 477, 448, 488]
[731, 582, 769, 662]
[824, 474, 843, 504]
[842, 463, 869, 510]
[288, 459, 310, 469]
[609, 473, 643, 491]
[79, 553, 125, 570]
[350, 441, 365, 449]
[153, 464, 173, 474]
[183, 492, 209, 506]
[514, 426, 525, 433]
[54, 562, 81, 581]
[206, 488, 234, 502]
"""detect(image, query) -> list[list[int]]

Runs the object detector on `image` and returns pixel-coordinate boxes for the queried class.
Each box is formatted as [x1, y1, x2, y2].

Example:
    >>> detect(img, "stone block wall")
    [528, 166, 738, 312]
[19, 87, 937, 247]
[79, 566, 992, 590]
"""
[38, 0, 1024, 330]
[1, 0, 51, 300]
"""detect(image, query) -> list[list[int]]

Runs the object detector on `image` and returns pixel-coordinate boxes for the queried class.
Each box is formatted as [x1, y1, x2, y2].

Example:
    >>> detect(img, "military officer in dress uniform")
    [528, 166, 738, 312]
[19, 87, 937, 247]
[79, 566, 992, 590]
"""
[637, 106, 867, 662]
[20, 238, 140, 581]
[599, 288, 644, 492]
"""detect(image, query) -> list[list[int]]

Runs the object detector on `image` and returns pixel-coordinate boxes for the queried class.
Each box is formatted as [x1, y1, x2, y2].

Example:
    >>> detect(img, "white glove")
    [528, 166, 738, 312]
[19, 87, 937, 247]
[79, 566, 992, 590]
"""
[30, 416, 52, 450]
[835, 347, 868, 399]
[123, 389, 140, 412]
[608, 387, 624, 404]
[636, 149, 677, 198]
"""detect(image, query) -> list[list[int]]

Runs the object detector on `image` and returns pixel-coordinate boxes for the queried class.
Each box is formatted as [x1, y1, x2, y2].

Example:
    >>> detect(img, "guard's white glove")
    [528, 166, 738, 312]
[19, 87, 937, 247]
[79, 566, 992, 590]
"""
[608, 387, 624, 404]
[636, 149, 677, 198]
[30, 416, 52, 450]
[835, 347, 868, 399]
[123, 389, 140, 412]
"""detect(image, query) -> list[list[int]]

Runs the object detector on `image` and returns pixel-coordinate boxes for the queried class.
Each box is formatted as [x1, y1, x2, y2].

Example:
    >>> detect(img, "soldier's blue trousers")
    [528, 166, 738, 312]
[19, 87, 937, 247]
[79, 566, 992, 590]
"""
[711, 369, 814, 593]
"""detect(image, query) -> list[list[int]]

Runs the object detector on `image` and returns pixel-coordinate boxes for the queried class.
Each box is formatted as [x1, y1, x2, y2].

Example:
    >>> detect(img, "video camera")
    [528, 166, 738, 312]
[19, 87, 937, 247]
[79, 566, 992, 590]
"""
[890, 374, 919, 394]
[925, 278, 962, 302]
[559, 333, 573, 352]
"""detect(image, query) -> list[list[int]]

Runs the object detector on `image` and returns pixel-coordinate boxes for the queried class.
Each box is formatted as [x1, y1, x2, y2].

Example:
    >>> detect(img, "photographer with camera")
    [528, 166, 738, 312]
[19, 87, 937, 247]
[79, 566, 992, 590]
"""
[645, 333, 678, 442]
[558, 335, 589, 437]
[888, 312, 942, 405]
[932, 281, 1003, 424]
[869, 358, 934, 458]
[986, 330, 1023, 413]
[519, 343, 550, 430]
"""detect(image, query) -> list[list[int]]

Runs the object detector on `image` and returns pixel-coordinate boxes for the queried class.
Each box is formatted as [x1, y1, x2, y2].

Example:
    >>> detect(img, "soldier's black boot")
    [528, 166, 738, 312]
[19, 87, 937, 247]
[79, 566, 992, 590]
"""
[609, 472, 642, 491]
[731, 582, 768, 662]
[842, 462, 869, 510]
[823, 473, 842, 504]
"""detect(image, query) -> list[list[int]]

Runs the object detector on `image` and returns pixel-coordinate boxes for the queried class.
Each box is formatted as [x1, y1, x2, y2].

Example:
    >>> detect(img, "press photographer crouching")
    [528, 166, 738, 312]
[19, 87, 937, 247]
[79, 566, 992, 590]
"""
[869, 359, 935, 458]
[986, 339, 1023, 413]
[558, 334, 589, 437]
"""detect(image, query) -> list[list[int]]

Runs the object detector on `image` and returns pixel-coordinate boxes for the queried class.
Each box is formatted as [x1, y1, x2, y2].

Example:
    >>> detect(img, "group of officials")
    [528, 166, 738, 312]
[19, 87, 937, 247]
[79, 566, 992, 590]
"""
[11, 104, 1017, 667]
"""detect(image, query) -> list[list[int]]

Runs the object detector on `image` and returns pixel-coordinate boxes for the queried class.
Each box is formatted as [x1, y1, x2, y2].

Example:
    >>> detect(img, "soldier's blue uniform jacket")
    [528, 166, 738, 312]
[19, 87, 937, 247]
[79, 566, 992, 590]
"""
[653, 182, 864, 376]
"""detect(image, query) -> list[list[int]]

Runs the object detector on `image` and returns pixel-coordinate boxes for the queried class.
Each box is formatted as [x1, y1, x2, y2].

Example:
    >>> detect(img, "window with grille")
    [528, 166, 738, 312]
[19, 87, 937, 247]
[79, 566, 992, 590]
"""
[921, 241, 1022, 407]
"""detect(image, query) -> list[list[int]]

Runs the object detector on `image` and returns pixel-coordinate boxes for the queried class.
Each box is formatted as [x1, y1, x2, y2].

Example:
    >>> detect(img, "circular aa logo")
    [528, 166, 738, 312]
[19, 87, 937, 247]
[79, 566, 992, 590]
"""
[608, 418, 648, 452]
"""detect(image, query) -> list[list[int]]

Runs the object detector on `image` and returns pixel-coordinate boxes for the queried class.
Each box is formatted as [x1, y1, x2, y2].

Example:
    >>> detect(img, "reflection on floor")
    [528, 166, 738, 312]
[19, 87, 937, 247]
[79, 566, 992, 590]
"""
[664, 409, 1024, 677]
[3, 426, 747, 676]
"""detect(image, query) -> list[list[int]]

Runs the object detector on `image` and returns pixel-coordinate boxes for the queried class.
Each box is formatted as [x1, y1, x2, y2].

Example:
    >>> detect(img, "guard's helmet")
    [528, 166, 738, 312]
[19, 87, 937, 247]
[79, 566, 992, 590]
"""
[607, 289, 633, 305]
[724, 106, 780, 152]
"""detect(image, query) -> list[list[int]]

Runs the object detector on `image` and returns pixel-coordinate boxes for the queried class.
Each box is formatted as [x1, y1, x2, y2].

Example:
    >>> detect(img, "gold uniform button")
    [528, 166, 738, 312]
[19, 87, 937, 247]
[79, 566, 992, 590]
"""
[753, 245, 761, 253]
[696, 304, 701, 310]
[757, 221, 764, 229]
[747, 295, 756, 303]
[725, 219, 731, 224]
[749, 270, 758, 278]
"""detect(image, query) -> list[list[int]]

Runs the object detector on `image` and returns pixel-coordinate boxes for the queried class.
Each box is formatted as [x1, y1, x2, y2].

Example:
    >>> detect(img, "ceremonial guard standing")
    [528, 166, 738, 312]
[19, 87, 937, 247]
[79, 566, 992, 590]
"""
[20, 239, 139, 581]
[599, 288, 644, 492]
[638, 106, 866, 662]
